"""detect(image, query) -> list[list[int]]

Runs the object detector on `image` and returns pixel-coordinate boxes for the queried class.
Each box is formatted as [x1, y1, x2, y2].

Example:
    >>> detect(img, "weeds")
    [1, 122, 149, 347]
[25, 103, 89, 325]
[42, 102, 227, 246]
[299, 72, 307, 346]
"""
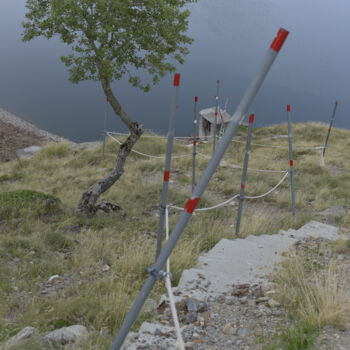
[0, 123, 349, 348]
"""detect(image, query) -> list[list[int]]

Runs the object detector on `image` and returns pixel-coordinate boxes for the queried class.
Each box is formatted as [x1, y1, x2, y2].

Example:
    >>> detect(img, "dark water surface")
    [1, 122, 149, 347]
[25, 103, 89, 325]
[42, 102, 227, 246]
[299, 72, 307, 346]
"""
[0, 1, 349, 142]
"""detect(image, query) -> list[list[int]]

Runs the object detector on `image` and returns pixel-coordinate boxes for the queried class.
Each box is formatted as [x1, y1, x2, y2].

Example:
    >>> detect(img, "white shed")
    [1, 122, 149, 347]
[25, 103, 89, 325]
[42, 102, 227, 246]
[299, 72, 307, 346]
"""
[198, 107, 234, 140]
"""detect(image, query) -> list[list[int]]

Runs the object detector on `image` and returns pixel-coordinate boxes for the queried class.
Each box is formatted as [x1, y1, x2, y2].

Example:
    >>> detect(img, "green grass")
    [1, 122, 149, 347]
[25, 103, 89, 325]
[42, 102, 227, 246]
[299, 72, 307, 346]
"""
[0, 123, 349, 349]
[264, 321, 317, 350]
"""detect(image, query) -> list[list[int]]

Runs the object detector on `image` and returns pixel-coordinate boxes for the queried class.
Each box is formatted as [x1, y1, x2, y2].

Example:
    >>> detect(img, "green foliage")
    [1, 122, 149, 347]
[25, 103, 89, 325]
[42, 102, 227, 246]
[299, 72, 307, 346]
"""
[0, 173, 24, 183]
[264, 322, 317, 350]
[23, 0, 194, 91]
[0, 190, 60, 220]
[45, 232, 74, 251]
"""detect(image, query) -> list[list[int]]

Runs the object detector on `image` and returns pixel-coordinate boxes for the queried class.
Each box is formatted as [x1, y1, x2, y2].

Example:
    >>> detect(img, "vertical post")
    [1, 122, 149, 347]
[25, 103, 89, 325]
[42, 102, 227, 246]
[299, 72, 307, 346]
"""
[213, 80, 220, 153]
[155, 73, 181, 260]
[192, 96, 199, 192]
[235, 114, 255, 236]
[287, 104, 296, 216]
[323, 100, 338, 157]
[102, 98, 108, 158]
[102, 132, 106, 158]
[109, 28, 289, 350]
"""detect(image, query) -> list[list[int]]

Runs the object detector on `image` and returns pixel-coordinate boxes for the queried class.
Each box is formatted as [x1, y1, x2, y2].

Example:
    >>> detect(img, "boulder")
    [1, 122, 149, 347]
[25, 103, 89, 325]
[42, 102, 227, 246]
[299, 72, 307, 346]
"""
[43, 325, 88, 345]
[2, 327, 44, 349]
[15, 146, 41, 159]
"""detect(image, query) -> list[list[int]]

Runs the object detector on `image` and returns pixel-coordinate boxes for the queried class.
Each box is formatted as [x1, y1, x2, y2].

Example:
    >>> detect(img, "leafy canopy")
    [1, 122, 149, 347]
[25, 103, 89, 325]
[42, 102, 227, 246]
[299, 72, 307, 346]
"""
[23, 0, 194, 91]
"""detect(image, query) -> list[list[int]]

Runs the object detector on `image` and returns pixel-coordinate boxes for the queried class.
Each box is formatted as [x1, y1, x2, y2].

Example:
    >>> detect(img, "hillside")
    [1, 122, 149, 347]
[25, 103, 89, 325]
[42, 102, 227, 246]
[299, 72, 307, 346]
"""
[0, 122, 349, 349]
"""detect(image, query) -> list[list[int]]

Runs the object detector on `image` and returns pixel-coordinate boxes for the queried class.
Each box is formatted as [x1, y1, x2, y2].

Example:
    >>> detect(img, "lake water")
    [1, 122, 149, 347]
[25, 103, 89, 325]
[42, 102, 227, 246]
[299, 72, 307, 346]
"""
[1, 0, 349, 142]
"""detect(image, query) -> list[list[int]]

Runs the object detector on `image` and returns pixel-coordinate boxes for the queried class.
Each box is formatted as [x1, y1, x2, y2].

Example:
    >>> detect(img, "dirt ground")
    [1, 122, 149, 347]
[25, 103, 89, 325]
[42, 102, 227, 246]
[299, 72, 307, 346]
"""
[0, 121, 46, 162]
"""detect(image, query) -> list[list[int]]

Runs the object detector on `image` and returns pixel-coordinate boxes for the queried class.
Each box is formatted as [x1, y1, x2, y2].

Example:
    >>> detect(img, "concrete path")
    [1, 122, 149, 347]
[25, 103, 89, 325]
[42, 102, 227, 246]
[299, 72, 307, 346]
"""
[121, 221, 338, 349]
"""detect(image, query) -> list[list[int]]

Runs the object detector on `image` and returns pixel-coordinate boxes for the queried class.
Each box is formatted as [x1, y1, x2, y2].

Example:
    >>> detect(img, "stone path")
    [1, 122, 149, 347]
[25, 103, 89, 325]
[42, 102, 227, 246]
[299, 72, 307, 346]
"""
[121, 221, 339, 349]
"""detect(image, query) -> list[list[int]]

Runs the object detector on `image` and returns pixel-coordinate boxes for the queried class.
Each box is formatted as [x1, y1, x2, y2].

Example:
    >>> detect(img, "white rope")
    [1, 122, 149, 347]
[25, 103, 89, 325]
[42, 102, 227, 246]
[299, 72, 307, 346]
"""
[245, 171, 289, 199]
[220, 160, 287, 174]
[231, 139, 325, 151]
[169, 171, 288, 212]
[107, 131, 192, 140]
[106, 132, 191, 159]
[165, 207, 185, 350]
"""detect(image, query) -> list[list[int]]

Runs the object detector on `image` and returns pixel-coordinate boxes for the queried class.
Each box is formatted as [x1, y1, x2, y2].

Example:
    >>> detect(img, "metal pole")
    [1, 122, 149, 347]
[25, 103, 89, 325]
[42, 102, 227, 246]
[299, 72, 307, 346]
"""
[212, 80, 220, 153]
[109, 28, 289, 350]
[235, 114, 255, 236]
[287, 104, 296, 216]
[102, 98, 108, 158]
[155, 74, 181, 260]
[323, 100, 338, 157]
[192, 96, 199, 192]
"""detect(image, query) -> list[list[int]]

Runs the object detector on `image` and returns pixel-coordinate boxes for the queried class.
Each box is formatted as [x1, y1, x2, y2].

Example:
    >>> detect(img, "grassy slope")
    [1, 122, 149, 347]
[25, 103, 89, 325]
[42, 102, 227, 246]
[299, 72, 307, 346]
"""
[0, 122, 349, 348]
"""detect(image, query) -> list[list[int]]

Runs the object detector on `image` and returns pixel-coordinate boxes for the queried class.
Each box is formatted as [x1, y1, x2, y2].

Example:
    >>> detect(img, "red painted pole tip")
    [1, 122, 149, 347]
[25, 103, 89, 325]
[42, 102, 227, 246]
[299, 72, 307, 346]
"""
[173, 73, 181, 86]
[270, 28, 289, 52]
[194, 96, 199, 102]
[287, 104, 291, 112]
[249, 114, 255, 124]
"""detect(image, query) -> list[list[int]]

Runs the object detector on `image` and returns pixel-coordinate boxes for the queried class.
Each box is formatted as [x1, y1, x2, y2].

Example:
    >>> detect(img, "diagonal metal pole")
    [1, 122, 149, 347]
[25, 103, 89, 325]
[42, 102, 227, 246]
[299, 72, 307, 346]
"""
[155, 74, 181, 260]
[109, 28, 289, 350]
[235, 114, 255, 236]
[212, 80, 220, 153]
[192, 96, 199, 192]
[323, 100, 338, 157]
[287, 104, 296, 216]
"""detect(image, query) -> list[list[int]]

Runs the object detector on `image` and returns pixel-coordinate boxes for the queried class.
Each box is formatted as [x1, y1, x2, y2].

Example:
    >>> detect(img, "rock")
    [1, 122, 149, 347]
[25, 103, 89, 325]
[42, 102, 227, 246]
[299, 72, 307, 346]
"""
[232, 283, 250, 297]
[255, 297, 269, 303]
[318, 206, 347, 217]
[102, 264, 110, 272]
[3, 327, 44, 349]
[222, 323, 237, 335]
[43, 325, 88, 345]
[237, 327, 248, 337]
[186, 298, 200, 312]
[96, 200, 125, 216]
[15, 145, 41, 159]
[267, 299, 280, 308]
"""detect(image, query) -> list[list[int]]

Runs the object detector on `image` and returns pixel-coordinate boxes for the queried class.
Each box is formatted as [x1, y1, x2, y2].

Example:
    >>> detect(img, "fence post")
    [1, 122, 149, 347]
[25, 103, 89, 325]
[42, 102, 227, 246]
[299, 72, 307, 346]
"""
[286, 104, 296, 216]
[213, 80, 220, 153]
[235, 114, 255, 236]
[192, 96, 199, 192]
[322, 100, 338, 158]
[102, 98, 108, 158]
[155, 74, 181, 260]
[109, 28, 289, 350]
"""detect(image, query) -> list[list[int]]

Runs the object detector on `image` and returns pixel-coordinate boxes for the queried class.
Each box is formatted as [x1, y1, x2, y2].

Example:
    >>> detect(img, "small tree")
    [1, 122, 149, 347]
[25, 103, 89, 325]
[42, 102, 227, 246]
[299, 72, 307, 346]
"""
[23, 0, 194, 215]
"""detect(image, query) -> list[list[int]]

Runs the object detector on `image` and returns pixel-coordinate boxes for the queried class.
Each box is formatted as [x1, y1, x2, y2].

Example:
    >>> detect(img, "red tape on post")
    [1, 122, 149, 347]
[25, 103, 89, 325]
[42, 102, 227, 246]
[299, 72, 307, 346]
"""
[249, 114, 255, 124]
[270, 28, 289, 52]
[184, 197, 201, 214]
[194, 96, 198, 102]
[287, 104, 291, 112]
[193, 140, 197, 146]
[163, 171, 170, 182]
[290, 160, 294, 166]
[173, 74, 181, 86]
[241, 184, 245, 189]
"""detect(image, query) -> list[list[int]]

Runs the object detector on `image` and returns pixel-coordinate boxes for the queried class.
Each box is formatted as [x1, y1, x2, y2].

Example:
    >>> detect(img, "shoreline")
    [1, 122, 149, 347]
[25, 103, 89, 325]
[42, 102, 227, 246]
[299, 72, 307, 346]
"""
[0, 108, 71, 144]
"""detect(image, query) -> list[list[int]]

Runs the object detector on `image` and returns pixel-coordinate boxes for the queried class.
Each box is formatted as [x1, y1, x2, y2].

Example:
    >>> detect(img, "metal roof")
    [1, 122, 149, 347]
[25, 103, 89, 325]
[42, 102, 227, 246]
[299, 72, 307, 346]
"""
[199, 107, 234, 124]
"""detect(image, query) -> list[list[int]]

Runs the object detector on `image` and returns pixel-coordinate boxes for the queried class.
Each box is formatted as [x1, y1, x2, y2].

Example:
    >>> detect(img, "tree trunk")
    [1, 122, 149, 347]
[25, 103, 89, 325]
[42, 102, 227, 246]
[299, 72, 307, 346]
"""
[77, 80, 143, 215]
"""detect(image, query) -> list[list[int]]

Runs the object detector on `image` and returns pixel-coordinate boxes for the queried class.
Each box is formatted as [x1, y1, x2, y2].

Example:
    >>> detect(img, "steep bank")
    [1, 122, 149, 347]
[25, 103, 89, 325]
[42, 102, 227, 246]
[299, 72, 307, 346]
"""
[0, 108, 70, 161]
